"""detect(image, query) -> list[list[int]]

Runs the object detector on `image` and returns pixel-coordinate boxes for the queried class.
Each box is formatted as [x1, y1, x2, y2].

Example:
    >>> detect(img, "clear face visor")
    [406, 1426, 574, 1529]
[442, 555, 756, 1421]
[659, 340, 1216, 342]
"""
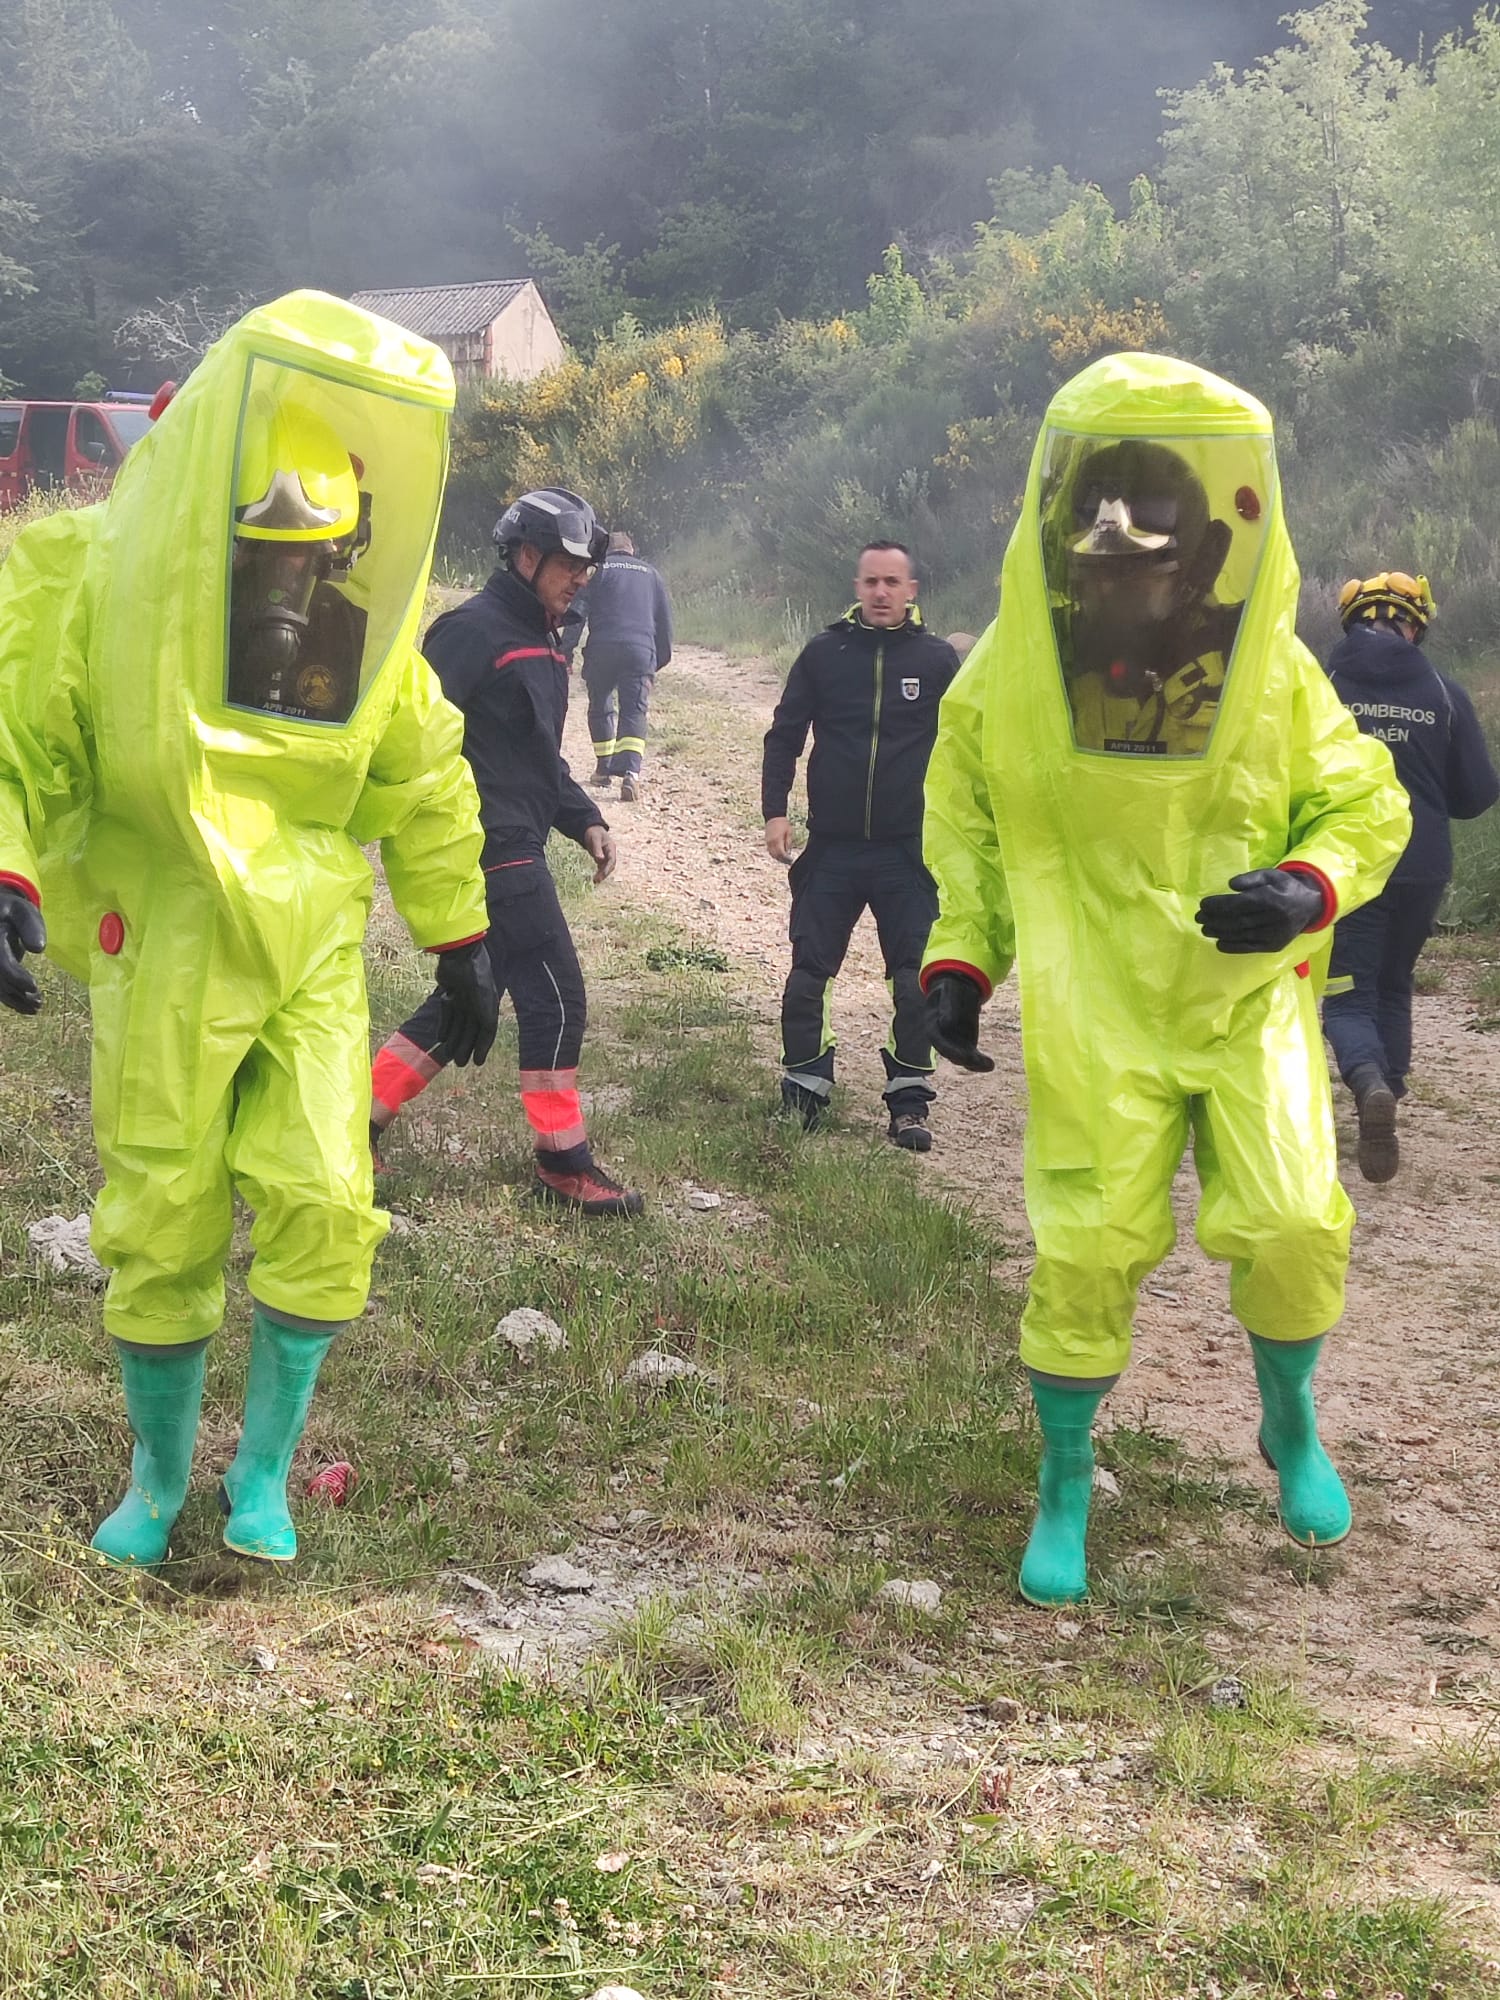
[1038, 430, 1274, 759]
[224, 357, 447, 726]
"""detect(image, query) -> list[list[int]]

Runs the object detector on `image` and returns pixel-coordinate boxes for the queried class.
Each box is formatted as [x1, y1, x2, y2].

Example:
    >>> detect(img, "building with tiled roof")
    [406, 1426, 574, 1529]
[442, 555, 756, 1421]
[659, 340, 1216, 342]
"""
[349, 279, 564, 384]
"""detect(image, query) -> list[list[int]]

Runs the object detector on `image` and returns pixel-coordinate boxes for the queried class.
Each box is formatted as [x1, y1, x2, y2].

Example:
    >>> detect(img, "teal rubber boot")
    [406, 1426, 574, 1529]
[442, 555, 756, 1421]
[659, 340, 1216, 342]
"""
[1019, 1376, 1110, 1608]
[1249, 1333, 1351, 1548]
[91, 1339, 207, 1569]
[220, 1308, 339, 1563]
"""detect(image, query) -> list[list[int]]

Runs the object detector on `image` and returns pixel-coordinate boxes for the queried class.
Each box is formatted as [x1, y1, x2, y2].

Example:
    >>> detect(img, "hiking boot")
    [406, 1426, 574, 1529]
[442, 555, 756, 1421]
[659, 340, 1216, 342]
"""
[1348, 1063, 1398, 1183]
[620, 773, 642, 802]
[590, 762, 614, 792]
[780, 1078, 827, 1131]
[534, 1158, 644, 1217]
[888, 1108, 932, 1152]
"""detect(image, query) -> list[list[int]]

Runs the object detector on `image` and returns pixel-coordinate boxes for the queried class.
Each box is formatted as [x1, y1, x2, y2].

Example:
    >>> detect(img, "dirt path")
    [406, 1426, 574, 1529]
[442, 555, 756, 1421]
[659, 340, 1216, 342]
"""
[571, 643, 1500, 1737]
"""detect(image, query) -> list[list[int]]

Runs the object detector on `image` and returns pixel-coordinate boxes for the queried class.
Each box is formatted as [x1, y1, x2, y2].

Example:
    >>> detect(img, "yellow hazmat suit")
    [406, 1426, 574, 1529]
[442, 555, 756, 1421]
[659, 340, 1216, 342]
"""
[920, 353, 1410, 1601]
[0, 290, 494, 1560]
[0, 291, 486, 1342]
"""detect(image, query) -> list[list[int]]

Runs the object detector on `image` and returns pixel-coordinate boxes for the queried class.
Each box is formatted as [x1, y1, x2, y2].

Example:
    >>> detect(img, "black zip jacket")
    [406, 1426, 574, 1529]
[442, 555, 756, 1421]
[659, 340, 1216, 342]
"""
[422, 567, 605, 867]
[1326, 622, 1499, 885]
[762, 608, 960, 839]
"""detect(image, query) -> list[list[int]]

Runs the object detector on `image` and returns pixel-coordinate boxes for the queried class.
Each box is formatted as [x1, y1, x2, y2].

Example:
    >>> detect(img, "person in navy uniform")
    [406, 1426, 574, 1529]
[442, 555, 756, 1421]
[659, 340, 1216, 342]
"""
[1323, 570, 1499, 1180]
[579, 530, 674, 802]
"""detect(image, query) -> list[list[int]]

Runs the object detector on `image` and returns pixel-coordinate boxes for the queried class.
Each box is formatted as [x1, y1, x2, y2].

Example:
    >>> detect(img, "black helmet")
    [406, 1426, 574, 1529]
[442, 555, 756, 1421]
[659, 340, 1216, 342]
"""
[493, 487, 608, 566]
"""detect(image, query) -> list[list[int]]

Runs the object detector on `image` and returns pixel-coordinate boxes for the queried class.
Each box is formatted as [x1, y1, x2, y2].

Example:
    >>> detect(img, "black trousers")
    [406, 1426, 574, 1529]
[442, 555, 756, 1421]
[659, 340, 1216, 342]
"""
[1322, 876, 1446, 1098]
[780, 836, 937, 1108]
[584, 641, 656, 777]
[393, 856, 588, 1075]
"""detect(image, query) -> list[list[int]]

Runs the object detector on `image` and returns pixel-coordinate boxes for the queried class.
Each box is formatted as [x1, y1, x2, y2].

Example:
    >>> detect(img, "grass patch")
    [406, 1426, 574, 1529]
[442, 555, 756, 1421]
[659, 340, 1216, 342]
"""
[3, 836, 1499, 1992]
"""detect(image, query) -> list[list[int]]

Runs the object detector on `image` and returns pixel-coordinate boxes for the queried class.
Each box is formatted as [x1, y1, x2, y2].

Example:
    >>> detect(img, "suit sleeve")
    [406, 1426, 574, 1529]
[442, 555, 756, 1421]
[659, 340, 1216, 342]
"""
[348, 647, 488, 949]
[761, 649, 816, 819]
[1444, 679, 1500, 821]
[1281, 644, 1412, 922]
[919, 629, 1015, 997]
[0, 510, 97, 916]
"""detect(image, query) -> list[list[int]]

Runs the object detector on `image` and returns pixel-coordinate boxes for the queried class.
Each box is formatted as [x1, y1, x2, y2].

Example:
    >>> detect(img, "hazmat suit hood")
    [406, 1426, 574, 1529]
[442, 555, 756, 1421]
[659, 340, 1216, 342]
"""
[0, 291, 487, 1158]
[0, 291, 458, 979]
[923, 351, 1409, 1169]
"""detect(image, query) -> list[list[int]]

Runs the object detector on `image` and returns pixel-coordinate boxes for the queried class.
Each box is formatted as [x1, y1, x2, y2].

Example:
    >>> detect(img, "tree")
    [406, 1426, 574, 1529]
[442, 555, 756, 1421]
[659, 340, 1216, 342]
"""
[1378, 13, 1500, 370]
[1159, 1, 1404, 382]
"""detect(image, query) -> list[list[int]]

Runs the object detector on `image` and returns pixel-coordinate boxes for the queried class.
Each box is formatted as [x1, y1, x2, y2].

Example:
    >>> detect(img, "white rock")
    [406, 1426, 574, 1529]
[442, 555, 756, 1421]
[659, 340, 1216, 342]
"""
[586, 1988, 647, 2000]
[876, 1579, 943, 1616]
[27, 1214, 106, 1284]
[496, 1308, 568, 1356]
[623, 1349, 711, 1387]
[247, 1646, 278, 1674]
[685, 1188, 722, 1210]
[1092, 1466, 1121, 1498]
[525, 1556, 596, 1594]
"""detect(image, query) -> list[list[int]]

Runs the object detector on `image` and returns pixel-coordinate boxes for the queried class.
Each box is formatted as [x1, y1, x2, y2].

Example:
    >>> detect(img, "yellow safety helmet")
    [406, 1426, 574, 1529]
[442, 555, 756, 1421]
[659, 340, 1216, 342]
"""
[234, 397, 360, 544]
[1337, 570, 1436, 636]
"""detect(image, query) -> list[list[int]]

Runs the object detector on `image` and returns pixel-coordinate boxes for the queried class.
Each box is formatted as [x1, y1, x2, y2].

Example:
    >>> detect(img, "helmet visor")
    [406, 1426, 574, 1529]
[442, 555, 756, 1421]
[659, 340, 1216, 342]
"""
[1039, 428, 1274, 760]
[224, 355, 447, 724]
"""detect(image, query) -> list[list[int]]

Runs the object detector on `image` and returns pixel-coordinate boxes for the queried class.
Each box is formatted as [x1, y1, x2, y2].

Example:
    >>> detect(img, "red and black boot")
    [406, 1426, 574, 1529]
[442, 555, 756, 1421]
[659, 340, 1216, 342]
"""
[534, 1144, 644, 1216]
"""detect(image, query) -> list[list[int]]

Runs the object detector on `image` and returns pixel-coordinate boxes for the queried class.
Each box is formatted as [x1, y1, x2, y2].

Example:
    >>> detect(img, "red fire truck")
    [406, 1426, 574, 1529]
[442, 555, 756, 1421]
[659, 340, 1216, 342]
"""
[0, 394, 156, 510]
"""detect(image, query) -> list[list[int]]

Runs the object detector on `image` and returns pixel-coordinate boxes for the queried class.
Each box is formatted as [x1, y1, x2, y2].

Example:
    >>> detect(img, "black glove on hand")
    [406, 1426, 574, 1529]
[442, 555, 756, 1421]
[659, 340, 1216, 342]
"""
[925, 970, 995, 1073]
[1195, 868, 1324, 955]
[0, 888, 46, 1016]
[434, 940, 499, 1067]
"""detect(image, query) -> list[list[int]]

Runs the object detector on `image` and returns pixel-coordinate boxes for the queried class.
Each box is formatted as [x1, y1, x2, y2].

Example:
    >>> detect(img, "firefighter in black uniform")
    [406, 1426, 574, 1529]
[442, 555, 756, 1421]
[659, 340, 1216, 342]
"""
[1323, 570, 1499, 1181]
[762, 540, 961, 1151]
[370, 488, 643, 1216]
[580, 530, 674, 802]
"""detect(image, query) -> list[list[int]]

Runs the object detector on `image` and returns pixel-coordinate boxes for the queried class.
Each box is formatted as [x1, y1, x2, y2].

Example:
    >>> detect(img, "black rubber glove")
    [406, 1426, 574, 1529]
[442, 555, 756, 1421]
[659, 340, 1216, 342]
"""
[925, 970, 995, 1073]
[0, 888, 46, 1016]
[1195, 868, 1324, 954]
[434, 940, 499, 1067]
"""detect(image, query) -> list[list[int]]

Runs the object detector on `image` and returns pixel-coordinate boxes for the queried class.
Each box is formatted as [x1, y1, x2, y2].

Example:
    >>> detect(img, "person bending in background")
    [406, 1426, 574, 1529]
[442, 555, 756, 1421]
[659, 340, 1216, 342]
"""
[581, 530, 674, 803]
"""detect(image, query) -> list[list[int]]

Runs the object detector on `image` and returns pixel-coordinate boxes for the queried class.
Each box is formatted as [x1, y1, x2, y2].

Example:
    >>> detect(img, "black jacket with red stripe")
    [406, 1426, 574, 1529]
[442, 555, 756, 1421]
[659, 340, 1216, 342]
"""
[422, 567, 605, 866]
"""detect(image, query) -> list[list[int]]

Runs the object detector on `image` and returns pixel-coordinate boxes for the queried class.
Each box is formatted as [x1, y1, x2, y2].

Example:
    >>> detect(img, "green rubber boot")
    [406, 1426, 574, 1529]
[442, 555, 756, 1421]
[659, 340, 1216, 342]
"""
[1019, 1375, 1111, 1607]
[1249, 1333, 1351, 1548]
[91, 1339, 207, 1569]
[220, 1307, 339, 1563]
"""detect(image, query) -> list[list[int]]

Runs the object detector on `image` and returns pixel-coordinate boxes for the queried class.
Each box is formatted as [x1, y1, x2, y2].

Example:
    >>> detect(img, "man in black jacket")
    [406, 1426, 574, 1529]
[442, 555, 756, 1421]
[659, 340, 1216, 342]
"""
[579, 530, 674, 802]
[762, 541, 961, 1150]
[1323, 569, 1499, 1181]
[370, 488, 643, 1215]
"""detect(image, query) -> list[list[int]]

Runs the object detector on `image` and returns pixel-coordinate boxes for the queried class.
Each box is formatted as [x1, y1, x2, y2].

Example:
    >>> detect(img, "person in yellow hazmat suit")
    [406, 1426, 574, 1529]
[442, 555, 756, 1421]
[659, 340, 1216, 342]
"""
[0, 291, 499, 1569]
[919, 352, 1410, 1607]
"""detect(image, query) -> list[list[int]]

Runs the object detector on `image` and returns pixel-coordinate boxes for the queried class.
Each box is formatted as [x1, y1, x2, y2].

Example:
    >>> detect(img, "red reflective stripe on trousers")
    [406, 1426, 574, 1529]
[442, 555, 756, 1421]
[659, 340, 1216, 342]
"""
[520, 1071, 587, 1151]
[372, 1034, 443, 1117]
